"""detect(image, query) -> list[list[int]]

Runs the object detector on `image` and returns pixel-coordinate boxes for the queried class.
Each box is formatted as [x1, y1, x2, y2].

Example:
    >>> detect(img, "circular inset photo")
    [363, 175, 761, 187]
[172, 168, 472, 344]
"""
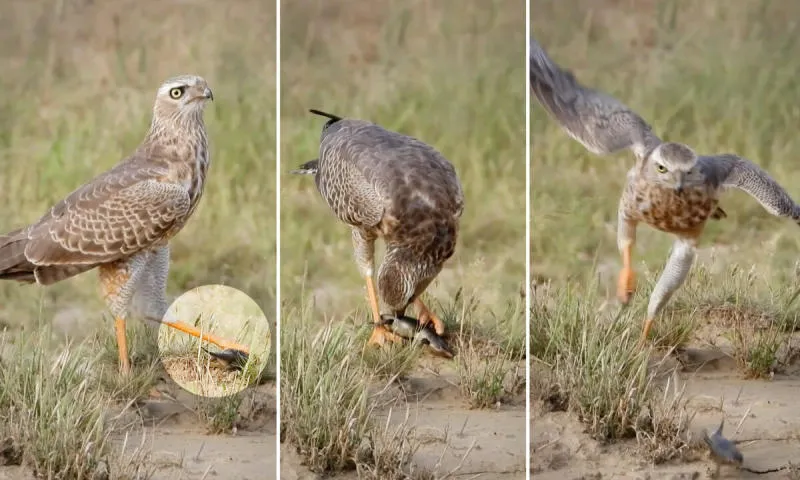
[157, 284, 271, 398]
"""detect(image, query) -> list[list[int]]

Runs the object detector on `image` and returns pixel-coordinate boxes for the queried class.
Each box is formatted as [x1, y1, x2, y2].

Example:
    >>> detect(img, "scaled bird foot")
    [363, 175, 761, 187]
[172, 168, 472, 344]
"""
[367, 325, 404, 346]
[415, 299, 445, 335]
[638, 317, 654, 348]
[616, 267, 636, 304]
[118, 354, 131, 376]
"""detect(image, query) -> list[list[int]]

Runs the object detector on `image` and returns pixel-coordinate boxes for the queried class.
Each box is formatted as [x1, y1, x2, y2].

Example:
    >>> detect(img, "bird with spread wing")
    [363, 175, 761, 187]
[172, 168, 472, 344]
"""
[530, 37, 800, 345]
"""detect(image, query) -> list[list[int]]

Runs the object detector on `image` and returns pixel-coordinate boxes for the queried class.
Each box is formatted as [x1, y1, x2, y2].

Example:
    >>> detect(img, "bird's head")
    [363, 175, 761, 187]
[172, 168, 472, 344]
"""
[646, 142, 703, 194]
[153, 75, 214, 122]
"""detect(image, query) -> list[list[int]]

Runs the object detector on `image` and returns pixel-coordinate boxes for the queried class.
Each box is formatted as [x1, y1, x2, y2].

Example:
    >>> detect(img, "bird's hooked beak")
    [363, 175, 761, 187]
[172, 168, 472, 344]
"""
[674, 172, 685, 194]
[203, 87, 214, 101]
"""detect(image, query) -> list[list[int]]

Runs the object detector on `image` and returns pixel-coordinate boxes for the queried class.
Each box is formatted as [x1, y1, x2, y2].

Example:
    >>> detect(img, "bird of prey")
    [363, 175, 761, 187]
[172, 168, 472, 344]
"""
[0, 75, 249, 374]
[292, 109, 464, 347]
[530, 37, 800, 345]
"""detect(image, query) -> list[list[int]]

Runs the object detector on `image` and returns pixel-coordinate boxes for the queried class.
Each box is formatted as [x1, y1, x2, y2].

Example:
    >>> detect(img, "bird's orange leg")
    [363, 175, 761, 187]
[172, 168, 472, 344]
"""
[365, 275, 382, 325]
[115, 317, 131, 375]
[617, 241, 636, 304]
[414, 297, 445, 335]
[99, 262, 136, 375]
[166, 321, 250, 354]
[639, 317, 655, 348]
[365, 275, 402, 345]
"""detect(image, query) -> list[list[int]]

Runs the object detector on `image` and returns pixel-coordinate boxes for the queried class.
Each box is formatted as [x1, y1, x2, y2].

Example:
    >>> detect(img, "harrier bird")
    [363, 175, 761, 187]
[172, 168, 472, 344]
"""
[530, 38, 800, 344]
[292, 109, 464, 346]
[0, 75, 249, 374]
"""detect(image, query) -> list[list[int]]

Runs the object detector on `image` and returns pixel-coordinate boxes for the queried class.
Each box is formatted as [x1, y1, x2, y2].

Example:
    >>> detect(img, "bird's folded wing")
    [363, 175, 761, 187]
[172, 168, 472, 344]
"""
[697, 154, 800, 221]
[530, 37, 662, 159]
[22, 168, 191, 266]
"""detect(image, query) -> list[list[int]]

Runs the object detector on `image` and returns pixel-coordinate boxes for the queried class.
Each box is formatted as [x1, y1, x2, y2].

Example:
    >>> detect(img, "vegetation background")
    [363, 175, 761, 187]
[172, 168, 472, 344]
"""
[0, 0, 276, 478]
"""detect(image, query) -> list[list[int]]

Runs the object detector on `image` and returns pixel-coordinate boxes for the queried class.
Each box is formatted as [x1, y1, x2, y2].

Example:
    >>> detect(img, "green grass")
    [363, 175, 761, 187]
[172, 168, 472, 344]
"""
[0, 0, 276, 476]
[532, 0, 800, 464]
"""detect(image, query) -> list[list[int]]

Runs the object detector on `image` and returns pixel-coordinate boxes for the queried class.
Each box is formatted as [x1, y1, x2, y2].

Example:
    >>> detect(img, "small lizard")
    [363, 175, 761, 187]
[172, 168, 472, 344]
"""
[201, 347, 249, 371]
[379, 314, 455, 358]
[704, 417, 743, 477]
[703, 417, 795, 475]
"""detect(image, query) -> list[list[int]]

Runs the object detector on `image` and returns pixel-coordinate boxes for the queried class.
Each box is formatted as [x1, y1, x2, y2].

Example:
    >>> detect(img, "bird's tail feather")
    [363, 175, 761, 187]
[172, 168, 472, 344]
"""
[34, 265, 95, 285]
[0, 230, 94, 284]
[290, 159, 319, 175]
[308, 109, 342, 122]
[0, 230, 36, 282]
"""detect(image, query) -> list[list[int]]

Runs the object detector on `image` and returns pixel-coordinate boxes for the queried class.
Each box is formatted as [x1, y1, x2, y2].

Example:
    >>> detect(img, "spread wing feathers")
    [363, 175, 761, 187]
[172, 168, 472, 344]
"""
[530, 37, 662, 159]
[698, 154, 800, 223]
[318, 120, 464, 227]
[0, 163, 190, 281]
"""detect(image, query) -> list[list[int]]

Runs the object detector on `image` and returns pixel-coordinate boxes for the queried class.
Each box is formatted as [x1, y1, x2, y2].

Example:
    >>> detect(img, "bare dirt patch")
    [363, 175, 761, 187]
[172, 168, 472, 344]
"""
[115, 379, 276, 480]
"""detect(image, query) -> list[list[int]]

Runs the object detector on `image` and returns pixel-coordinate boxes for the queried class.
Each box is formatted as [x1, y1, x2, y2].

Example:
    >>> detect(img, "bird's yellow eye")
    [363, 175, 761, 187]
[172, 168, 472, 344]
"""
[656, 164, 668, 173]
[169, 87, 184, 99]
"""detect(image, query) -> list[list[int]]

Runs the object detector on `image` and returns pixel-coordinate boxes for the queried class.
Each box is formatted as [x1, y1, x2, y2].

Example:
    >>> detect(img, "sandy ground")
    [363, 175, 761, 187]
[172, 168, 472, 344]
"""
[281, 357, 527, 479]
[0, 370, 276, 480]
[116, 379, 276, 480]
[533, 327, 800, 479]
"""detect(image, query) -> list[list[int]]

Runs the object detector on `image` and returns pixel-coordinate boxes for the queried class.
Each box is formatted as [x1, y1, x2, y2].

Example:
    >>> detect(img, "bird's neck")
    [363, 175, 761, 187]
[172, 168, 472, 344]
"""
[145, 110, 206, 142]
[143, 113, 210, 206]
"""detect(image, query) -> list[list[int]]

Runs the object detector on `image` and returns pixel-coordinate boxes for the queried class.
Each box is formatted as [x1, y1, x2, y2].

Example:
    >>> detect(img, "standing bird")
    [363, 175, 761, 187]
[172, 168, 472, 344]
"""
[292, 109, 464, 346]
[529, 38, 800, 345]
[0, 75, 249, 374]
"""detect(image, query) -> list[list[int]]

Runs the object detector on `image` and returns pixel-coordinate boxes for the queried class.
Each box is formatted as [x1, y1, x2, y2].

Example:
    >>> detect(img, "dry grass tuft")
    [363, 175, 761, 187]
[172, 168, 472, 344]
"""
[280, 306, 418, 475]
[0, 326, 154, 478]
[531, 278, 693, 459]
